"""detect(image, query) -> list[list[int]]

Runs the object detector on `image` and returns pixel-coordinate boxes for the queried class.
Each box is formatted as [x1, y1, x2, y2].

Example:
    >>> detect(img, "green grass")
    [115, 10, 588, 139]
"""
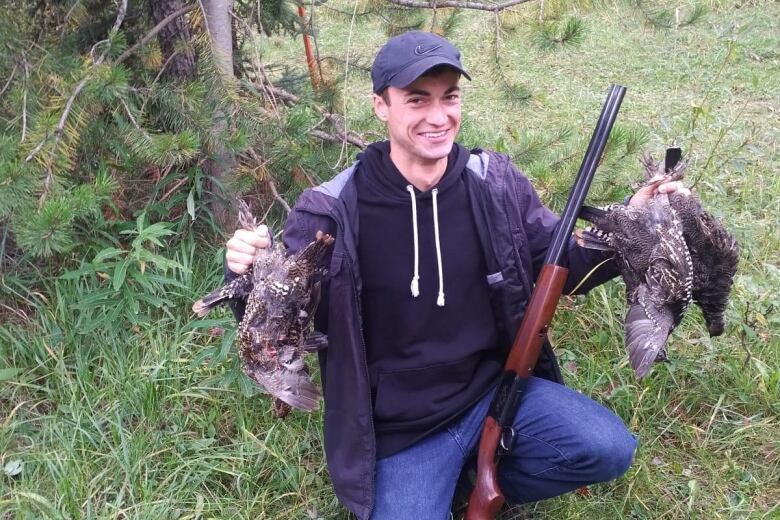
[2, 0, 779, 518]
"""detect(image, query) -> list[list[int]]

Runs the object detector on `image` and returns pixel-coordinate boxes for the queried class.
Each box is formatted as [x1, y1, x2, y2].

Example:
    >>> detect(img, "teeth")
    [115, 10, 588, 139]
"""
[422, 130, 446, 138]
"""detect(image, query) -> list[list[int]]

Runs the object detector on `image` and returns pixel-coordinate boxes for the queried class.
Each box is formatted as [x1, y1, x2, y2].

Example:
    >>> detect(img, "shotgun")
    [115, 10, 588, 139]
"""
[464, 84, 627, 520]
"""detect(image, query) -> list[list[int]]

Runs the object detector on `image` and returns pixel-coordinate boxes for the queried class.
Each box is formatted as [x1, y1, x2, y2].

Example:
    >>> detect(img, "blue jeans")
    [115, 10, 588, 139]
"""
[371, 377, 637, 519]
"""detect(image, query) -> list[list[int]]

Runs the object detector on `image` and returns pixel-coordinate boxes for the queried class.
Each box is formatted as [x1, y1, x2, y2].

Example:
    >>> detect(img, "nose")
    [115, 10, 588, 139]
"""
[426, 103, 447, 126]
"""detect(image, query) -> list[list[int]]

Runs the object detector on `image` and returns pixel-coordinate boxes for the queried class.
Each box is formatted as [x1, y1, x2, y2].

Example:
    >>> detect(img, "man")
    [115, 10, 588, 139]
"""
[225, 31, 687, 519]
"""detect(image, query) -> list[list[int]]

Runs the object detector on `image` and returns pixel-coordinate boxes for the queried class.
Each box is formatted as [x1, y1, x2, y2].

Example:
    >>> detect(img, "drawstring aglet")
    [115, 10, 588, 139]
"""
[411, 276, 420, 297]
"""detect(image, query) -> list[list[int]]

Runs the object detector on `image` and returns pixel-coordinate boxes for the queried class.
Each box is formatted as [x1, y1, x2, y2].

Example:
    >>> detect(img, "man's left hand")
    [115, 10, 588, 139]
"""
[628, 178, 691, 207]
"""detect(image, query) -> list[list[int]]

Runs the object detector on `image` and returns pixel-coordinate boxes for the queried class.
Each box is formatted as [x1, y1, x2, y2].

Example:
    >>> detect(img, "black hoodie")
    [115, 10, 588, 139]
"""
[355, 141, 502, 458]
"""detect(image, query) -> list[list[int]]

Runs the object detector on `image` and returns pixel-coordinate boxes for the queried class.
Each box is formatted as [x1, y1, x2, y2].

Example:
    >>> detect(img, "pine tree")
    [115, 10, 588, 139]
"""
[0, 0, 341, 263]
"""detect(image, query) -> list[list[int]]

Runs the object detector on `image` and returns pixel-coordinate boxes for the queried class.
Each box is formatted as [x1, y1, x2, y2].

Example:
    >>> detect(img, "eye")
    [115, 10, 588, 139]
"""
[407, 97, 424, 105]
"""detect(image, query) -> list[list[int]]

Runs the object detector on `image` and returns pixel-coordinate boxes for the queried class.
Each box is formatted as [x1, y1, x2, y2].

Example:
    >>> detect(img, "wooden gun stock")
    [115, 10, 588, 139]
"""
[465, 264, 568, 519]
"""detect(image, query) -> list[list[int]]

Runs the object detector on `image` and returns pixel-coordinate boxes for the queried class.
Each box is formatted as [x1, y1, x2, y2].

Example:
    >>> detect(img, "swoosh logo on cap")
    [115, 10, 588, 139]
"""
[414, 44, 442, 55]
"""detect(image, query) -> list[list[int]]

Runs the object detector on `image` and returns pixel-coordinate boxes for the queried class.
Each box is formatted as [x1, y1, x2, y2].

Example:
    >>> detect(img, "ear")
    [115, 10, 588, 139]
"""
[373, 93, 388, 122]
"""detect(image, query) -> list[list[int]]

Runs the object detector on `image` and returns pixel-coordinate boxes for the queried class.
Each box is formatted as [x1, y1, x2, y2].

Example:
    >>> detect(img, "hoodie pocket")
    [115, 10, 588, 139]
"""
[373, 353, 488, 429]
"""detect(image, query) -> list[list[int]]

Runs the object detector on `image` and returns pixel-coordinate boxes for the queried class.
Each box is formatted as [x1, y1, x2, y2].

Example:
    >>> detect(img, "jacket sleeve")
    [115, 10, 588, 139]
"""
[509, 163, 620, 295]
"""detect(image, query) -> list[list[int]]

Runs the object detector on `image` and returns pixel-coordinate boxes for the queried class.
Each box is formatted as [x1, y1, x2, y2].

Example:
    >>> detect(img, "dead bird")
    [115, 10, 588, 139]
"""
[193, 202, 333, 413]
[577, 149, 738, 377]
[576, 150, 696, 378]
[666, 191, 739, 337]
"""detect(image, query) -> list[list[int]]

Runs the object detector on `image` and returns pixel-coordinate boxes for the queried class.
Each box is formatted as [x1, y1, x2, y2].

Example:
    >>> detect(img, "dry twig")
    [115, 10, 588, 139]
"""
[259, 84, 368, 149]
[385, 0, 535, 12]
[115, 4, 195, 64]
[0, 64, 17, 99]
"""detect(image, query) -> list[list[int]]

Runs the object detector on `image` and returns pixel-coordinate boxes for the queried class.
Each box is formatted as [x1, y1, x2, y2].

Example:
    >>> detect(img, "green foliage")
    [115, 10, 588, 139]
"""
[59, 213, 187, 327]
[532, 16, 587, 50]
[382, 7, 427, 36]
[634, 0, 709, 29]
[437, 8, 464, 37]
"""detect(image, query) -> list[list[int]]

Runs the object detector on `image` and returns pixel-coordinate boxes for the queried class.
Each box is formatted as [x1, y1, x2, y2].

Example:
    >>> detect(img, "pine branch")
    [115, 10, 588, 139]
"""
[230, 9, 281, 117]
[260, 83, 368, 149]
[120, 97, 142, 130]
[110, 0, 129, 33]
[58, 0, 84, 41]
[21, 59, 30, 142]
[384, 0, 536, 13]
[25, 0, 129, 206]
[24, 74, 88, 165]
[245, 148, 291, 213]
[115, 4, 196, 65]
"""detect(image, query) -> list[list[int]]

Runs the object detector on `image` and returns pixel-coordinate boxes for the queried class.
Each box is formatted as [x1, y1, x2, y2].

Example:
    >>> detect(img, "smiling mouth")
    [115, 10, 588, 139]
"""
[420, 130, 448, 138]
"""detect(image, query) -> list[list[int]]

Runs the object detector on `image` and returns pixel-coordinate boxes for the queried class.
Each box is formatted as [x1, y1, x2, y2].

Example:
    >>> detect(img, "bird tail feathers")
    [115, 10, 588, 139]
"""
[625, 291, 674, 379]
[575, 228, 613, 251]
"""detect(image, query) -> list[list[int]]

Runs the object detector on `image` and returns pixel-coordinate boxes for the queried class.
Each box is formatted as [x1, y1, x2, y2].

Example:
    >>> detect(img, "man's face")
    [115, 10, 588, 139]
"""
[373, 69, 462, 167]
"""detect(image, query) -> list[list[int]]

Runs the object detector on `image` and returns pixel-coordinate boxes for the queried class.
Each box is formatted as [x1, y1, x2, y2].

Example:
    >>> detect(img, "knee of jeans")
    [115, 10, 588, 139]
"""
[571, 426, 637, 480]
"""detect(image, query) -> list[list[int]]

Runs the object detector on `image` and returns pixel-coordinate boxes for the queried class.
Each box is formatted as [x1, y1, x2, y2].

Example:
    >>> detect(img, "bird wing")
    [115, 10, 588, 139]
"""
[625, 285, 675, 379]
[246, 366, 321, 411]
[192, 272, 254, 317]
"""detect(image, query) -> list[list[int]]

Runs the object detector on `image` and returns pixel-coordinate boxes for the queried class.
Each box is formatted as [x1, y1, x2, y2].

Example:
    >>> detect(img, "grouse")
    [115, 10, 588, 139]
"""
[666, 190, 739, 337]
[193, 202, 333, 413]
[576, 149, 737, 378]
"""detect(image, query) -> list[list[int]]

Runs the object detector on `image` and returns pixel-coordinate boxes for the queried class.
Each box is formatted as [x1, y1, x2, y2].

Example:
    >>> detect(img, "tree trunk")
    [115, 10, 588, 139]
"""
[149, 0, 197, 80]
[203, 0, 234, 77]
[201, 0, 235, 232]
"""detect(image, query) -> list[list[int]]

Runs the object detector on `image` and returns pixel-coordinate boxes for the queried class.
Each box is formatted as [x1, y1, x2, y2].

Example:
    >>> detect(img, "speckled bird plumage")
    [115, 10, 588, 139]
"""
[193, 202, 333, 414]
[666, 190, 739, 337]
[577, 151, 737, 378]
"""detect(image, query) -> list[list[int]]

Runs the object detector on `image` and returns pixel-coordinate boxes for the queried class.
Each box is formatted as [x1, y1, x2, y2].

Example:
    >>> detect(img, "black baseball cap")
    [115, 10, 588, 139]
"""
[371, 31, 471, 94]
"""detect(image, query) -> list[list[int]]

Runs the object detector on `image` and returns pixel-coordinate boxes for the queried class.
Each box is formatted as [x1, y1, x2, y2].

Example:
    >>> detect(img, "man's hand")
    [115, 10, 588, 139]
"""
[628, 177, 691, 207]
[226, 225, 270, 274]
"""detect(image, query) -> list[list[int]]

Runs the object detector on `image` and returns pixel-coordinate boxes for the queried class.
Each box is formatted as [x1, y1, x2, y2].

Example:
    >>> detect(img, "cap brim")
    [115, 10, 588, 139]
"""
[388, 56, 471, 89]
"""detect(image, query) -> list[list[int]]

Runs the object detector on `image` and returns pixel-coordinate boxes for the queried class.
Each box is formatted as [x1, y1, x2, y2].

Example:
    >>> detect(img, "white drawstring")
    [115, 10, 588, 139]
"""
[432, 188, 445, 307]
[406, 185, 420, 297]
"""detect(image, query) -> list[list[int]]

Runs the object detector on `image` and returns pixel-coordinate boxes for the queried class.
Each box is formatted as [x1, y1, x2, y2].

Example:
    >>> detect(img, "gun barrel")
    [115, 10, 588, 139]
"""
[465, 84, 627, 520]
[544, 84, 627, 266]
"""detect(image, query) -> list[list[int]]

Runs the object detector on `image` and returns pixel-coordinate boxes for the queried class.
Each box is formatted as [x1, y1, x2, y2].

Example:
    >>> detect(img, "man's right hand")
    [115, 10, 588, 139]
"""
[226, 225, 271, 275]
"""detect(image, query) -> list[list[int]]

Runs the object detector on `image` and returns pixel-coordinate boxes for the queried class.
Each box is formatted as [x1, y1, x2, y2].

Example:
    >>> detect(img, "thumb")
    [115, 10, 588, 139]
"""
[256, 225, 269, 237]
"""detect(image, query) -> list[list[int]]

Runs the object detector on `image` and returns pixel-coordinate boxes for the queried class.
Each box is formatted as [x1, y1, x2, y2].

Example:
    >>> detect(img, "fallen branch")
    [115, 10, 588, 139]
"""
[384, 0, 535, 12]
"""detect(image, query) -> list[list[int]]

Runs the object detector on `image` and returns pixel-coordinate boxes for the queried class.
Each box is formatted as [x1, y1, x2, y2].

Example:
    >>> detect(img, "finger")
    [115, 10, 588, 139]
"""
[234, 229, 270, 249]
[226, 249, 255, 268]
[658, 181, 687, 194]
[227, 261, 248, 275]
[226, 235, 257, 255]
